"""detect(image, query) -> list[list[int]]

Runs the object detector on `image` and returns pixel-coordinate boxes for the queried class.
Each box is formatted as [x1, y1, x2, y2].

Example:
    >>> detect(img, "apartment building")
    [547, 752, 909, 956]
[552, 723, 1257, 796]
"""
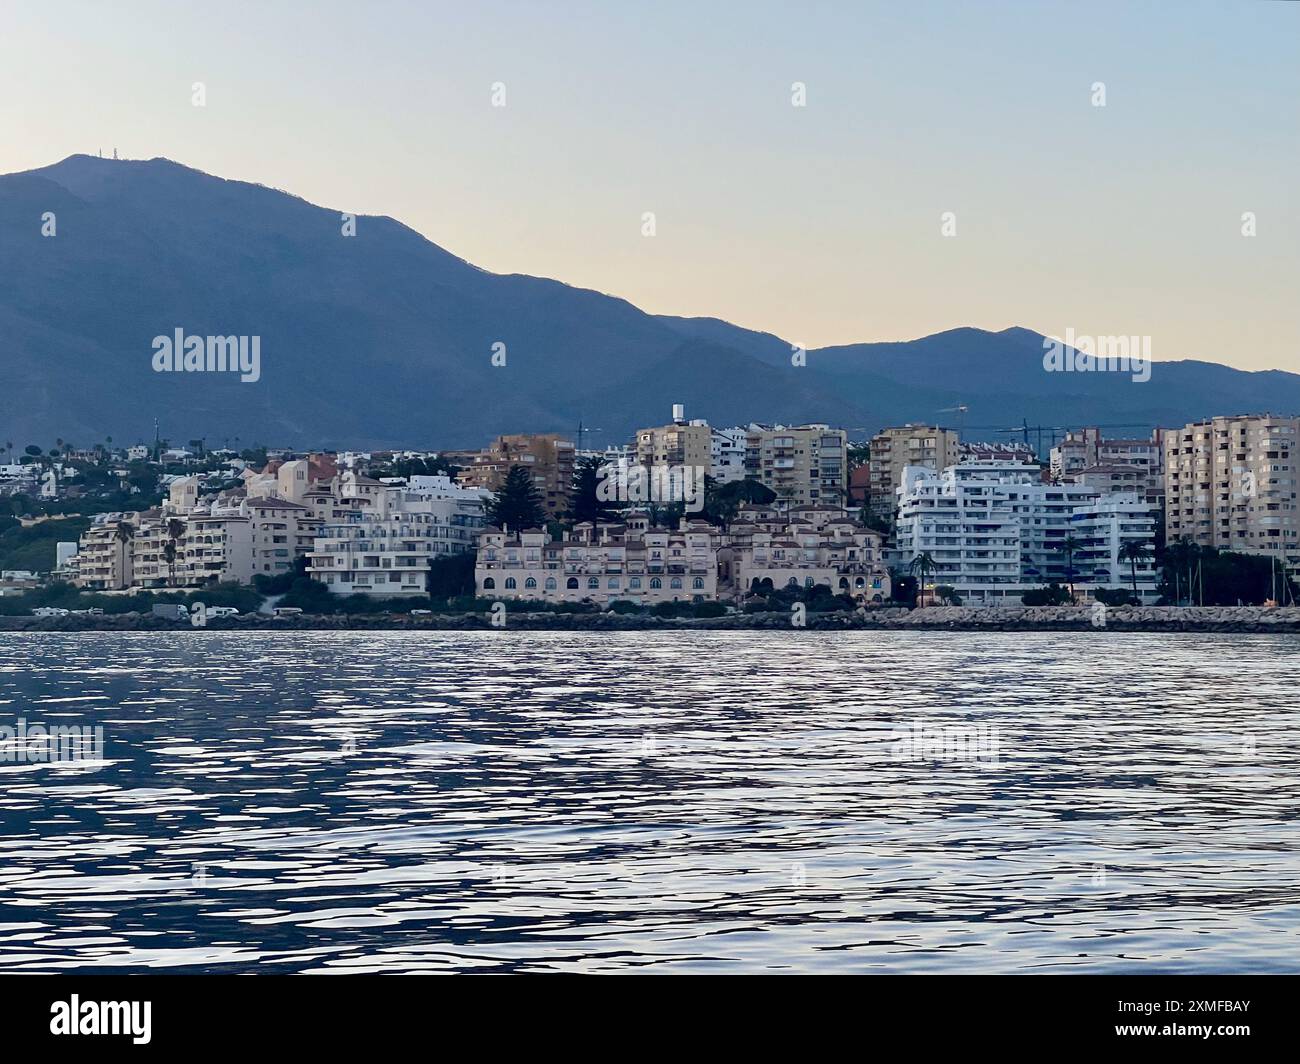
[1164, 414, 1300, 575]
[308, 475, 487, 597]
[74, 517, 135, 590]
[721, 519, 890, 601]
[894, 461, 1159, 605]
[477, 515, 721, 606]
[1052, 428, 1165, 506]
[868, 425, 961, 519]
[745, 424, 848, 508]
[457, 433, 576, 518]
[710, 426, 749, 483]
[636, 406, 713, 470]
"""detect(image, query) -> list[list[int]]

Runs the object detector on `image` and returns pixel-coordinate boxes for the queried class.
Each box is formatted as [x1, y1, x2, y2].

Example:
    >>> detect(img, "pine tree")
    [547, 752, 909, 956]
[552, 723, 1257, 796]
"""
[488, 465, 547, 531]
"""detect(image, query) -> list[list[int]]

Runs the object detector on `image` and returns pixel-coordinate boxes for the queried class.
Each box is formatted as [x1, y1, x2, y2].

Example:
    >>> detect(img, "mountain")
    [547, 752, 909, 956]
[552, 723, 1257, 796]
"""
[1, 154, 1297, 450]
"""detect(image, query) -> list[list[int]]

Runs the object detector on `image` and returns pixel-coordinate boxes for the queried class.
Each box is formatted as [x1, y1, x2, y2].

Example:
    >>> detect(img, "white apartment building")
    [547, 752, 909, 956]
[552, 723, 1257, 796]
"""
[710, 427, 749, 483]
[477, 516, 721, 606]
[307, 475, 487, 597]
[1164, 414, 1300, 576]
[895, 461, 1159, 605]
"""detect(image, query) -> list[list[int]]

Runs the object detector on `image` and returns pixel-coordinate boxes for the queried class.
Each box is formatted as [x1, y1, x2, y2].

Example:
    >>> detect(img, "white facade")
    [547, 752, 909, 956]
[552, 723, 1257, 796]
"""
[895, 461, 1160, 605]
[710, 427, 749, 483]
[307, 478, 486, 597]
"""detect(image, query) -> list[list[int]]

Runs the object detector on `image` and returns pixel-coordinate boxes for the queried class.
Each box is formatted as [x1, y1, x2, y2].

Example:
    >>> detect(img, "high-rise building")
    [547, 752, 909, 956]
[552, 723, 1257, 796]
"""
[457, 433, 576, 519]
[636, 406, 713, 472]
[744, 424, 848, 508]
[867, 425, 961, 519]
[1164, 414, 1300, 576]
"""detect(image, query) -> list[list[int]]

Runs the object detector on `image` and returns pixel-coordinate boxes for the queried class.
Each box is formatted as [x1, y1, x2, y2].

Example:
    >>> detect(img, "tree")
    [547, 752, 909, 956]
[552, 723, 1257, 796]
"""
[1022, 582, 1072, 606]
[1059, 535, 1081, 600]
[567, 455, 617, 525]
[165, 518, 186, 586]
[1119, 540, 1153, 601]
[488, 465, 546, 531]
[427, 551, 476, 601]
[909, 552, 937, 607]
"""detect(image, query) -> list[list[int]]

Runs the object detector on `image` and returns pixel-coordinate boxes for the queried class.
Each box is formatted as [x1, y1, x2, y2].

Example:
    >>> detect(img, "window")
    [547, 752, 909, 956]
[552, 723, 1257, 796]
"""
[670, 577, 682, 589]
[566, 577, 579, 589]
[692, 577, 704, 590]
[545, 577, 557, 590]
[525, 577, 537, 589]
[482, 577, 495, 589]
[608, 577, 620, 589]
[630, 577, 642, 589]
[505, 577, 517, 589]
[650, 577, 662, 589]
[588, 577, 599, 589]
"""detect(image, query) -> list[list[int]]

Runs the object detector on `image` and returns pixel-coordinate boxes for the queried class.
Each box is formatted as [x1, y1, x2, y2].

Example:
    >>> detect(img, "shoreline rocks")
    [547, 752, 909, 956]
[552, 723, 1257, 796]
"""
[4, 605, 1300, 633]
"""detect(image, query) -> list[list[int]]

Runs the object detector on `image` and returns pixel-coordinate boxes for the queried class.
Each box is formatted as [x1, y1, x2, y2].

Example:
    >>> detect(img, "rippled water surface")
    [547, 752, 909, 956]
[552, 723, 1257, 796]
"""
[1, 631, 1297, 973]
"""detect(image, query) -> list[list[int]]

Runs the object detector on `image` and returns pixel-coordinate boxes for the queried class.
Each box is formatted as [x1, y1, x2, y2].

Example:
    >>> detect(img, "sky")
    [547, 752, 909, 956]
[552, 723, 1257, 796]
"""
[1, 0, 1296, 371]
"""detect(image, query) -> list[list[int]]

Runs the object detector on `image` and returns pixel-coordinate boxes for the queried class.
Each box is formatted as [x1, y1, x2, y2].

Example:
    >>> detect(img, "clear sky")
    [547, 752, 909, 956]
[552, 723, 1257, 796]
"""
[2, 0, 1296, 370]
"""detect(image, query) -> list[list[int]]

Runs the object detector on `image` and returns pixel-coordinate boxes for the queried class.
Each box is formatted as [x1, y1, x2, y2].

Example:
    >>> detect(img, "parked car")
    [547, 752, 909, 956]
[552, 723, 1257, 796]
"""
[32, 607, 69, 617]
[409, 609, 432, 615]
[207, 606, 240, 617]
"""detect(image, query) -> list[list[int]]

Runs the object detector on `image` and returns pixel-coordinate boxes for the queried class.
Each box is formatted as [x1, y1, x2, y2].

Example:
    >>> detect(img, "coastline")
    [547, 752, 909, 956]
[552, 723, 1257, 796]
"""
[6, 605, 1300, 633]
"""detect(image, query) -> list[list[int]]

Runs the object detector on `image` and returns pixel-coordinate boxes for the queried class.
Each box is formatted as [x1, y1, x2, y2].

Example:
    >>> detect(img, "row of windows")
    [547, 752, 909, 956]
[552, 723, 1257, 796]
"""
[482, 575, 707, 591]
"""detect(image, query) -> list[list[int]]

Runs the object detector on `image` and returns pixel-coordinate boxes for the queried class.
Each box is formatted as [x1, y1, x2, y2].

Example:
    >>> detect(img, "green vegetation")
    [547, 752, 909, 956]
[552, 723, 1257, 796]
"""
[1021, 583, 1073, 606]
[1158, 540, 1299, 606]
[487, 465, 547, 531]
[0, 517, 89, 573]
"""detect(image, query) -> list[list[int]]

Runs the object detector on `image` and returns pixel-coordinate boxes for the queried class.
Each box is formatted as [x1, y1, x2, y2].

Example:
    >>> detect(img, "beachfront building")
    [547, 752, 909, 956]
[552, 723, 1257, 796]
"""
[307, 475, 487, 597]
[1164, 414, 1300, 578]
[894, 461, 1160, 604]
[721, 518, 890, 602]
[476, 516, 722, 606]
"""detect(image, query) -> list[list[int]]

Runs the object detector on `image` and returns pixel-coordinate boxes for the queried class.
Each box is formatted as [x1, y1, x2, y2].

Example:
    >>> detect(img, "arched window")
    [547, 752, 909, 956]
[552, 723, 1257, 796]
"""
[650, 577, 662, 589]
[524, 577, 537, 589]
[630, 577, 642, 589]
[608, 577, 619, 589]
[670, 577, 683, 589]
[692, 577, 704, 590]
[839, 577, 849, 590]
[545, 577, 557, 590]
[587, 577, 599, 589]
[505, 577, 517, 589]
[482, 577, 495, 589]
[566, 577, 579, 589]
[805, 576, 816, 588]
[855, 577, 865, 589]
[787, 577, 799, 588]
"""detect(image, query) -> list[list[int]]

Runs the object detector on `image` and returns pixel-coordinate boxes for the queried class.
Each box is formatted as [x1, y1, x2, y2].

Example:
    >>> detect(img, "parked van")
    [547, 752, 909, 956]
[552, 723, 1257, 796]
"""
[207, 606, 240, 617]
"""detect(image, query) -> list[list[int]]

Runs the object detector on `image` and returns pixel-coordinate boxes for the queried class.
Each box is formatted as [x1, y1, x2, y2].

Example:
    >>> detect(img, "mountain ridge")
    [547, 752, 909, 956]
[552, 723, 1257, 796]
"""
[1, 154, 1296, 449]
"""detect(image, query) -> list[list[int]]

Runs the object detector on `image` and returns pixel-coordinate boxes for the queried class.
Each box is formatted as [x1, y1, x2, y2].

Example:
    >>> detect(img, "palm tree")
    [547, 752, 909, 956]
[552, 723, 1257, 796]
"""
[1119, 540, 1153, 603]
[1059, 535, 1080, 601]
[909, 552, 937, 607]
[165, 518, 186, 586]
